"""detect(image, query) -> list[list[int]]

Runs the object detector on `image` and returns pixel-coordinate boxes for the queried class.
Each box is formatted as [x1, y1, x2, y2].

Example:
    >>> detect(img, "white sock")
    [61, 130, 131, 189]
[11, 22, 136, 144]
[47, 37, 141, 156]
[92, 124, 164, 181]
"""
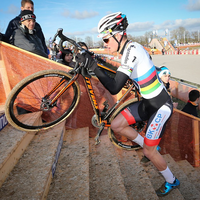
[132, 134, 144, 148]
[160, 166, 175, 184]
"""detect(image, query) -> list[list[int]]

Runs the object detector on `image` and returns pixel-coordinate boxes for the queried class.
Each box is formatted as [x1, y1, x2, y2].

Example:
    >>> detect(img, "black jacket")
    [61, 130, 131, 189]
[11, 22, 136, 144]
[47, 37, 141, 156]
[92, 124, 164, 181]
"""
[12, 25, 48, 58]
[4, 14, 48, 54]
[182, 101, 198, 117]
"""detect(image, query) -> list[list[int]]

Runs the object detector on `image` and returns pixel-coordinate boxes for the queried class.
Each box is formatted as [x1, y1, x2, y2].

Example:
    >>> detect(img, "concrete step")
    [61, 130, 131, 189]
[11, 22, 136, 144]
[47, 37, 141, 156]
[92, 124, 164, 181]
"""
[0, 113, 40, 187]
[0, 124, 35, 187]
[163, 154, 200, 200]
[0, 104, 5, 115]
[47, 130, 158, 200]
[114, 147, 159, 200]
[0, 113, 8, 131]
[89, 134, 128, 200]
[177, 160, 200, 194]
[2, 121, 199, 200]
[137, 150, 184, 200]
[0, 121, 66, 200]
[0, 104, 8, 131]
[47, 127, 90, 200]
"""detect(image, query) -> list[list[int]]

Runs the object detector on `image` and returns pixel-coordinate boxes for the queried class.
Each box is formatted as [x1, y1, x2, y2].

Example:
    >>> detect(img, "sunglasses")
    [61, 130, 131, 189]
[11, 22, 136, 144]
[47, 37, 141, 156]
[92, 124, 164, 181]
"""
[102, 35, 112, 43]
[103, 38, 110, 43]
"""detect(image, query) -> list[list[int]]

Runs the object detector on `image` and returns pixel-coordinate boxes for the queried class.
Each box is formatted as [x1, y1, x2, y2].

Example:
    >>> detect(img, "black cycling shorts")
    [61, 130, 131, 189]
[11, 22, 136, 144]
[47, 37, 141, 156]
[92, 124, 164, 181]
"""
[121, 89, 173, 146]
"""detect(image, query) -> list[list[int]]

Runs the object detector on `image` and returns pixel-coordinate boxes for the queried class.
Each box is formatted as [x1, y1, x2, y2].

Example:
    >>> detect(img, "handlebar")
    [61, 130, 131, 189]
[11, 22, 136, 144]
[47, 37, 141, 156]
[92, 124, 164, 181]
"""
[51, 32, 58, 44]
[56, 28, 94, 56]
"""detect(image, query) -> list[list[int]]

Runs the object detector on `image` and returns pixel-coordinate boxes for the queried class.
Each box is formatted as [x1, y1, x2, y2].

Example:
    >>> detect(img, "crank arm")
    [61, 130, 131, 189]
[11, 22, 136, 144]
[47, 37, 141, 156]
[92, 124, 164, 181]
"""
[94, 122, 105, 145]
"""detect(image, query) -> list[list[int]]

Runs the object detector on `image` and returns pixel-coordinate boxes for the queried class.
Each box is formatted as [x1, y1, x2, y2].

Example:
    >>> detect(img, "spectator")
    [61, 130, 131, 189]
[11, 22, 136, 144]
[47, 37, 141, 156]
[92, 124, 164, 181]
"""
[157, 66, 178, 108]
[182, 89, 200, 117]
[11, 10, 48, 58]
[61, 49, 75, 68]
[4, 0, 47, 54]
[53, 41, 62, 59]
[177, 48, 180, 55]
[0, 33, 3, 41]
[156, 66, 171, 94]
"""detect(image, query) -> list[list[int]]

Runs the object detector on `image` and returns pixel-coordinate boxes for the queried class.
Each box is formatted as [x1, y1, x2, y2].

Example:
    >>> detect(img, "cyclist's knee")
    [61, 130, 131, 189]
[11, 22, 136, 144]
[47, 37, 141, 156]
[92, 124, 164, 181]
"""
[111, 113, 127, 132]
[143, 148, 151, 158]
[111, 119, 126, 133]
[143, 146, 157, 159]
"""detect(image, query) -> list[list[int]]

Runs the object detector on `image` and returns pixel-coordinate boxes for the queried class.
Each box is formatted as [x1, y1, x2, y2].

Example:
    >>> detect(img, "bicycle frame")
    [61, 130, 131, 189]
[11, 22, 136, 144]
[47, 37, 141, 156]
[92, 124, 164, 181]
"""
[47, 28, 141, 144]
[44, 62, 139, 144]
[83, 64, 139, 144]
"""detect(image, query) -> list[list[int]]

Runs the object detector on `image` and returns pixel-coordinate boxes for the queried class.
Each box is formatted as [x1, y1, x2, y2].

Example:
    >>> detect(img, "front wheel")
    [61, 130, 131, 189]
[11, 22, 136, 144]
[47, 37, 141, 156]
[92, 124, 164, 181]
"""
[108, 98, 146, 150]
[5, 69, 80, 131]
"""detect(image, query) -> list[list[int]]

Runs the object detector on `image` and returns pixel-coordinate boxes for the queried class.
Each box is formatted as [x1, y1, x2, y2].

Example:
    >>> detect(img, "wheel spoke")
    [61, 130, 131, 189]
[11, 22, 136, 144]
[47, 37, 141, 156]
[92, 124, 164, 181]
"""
[108, 98, 145, 150]
[6, 70, 80, 131]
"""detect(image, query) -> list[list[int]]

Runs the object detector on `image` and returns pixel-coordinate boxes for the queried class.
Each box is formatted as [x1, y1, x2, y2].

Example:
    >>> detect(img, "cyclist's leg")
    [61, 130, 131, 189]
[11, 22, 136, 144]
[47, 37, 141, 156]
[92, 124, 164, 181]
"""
[111, 101, 147, 146]
[142, 101, 172, 170]
[110, 112, 138, 139]
[142, 100, 180, 196]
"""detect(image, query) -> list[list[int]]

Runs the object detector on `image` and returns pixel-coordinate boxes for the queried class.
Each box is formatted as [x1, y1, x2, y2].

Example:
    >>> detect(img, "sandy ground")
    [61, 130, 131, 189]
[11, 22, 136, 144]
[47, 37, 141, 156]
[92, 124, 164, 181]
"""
[152, 54, 200, 85]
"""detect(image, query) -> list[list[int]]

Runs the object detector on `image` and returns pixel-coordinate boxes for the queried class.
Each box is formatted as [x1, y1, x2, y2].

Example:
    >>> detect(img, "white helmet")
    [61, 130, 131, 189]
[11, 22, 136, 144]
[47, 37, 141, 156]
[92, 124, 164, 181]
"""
[97, 12, 128, 38]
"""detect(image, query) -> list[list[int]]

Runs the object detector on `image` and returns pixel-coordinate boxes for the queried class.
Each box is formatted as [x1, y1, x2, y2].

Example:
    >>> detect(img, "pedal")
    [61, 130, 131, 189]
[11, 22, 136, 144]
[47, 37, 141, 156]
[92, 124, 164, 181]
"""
[95, 137, 100, 145]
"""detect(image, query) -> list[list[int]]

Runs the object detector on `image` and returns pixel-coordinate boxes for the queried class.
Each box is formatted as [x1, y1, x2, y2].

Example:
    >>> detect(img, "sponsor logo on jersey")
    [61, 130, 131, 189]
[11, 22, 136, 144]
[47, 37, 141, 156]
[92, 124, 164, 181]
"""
[124, 45, 136, 65]
[146, 113, 164, 139]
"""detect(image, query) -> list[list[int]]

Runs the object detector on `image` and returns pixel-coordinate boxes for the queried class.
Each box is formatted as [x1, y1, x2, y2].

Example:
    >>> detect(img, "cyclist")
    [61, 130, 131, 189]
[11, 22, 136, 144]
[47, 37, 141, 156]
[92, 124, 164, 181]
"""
[76, 12, 180, 196]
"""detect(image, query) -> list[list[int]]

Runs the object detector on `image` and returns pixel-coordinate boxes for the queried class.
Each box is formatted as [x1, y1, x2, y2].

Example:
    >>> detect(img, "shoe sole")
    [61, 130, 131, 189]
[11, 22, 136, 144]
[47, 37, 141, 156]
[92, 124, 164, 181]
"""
[156, 184, 180, 197]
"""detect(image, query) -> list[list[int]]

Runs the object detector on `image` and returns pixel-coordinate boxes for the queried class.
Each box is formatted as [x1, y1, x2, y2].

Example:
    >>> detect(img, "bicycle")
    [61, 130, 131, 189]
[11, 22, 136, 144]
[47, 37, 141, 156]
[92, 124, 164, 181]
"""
[5, 28, 146, 150]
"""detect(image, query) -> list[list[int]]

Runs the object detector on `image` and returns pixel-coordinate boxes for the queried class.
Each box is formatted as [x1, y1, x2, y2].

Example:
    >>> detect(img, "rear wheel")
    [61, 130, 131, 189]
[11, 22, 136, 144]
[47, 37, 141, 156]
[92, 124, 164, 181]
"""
[5, 69, 80, 131]
[108, 98, 146, 150]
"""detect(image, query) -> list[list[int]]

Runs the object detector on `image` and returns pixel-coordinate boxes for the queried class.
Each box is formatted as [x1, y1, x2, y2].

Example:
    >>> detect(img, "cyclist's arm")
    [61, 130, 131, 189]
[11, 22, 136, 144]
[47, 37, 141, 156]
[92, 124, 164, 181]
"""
[94, 67, 129, 95]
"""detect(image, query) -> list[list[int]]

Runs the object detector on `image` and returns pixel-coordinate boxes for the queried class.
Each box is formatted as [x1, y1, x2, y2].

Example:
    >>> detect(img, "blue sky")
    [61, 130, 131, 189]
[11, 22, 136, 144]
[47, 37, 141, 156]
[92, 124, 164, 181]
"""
[0, 0, 200, 43]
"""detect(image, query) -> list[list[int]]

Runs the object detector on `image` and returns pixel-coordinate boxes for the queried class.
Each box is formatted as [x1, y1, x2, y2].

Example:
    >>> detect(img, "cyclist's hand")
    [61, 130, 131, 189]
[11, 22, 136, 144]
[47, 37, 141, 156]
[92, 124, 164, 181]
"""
[75, 52, 97, 71]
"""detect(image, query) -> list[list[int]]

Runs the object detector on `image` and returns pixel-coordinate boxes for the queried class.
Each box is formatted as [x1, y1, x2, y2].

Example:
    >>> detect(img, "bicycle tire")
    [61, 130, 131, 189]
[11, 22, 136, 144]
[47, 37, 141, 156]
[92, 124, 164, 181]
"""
[108, 98, 146, 150]
[5, 69, 80, 131]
